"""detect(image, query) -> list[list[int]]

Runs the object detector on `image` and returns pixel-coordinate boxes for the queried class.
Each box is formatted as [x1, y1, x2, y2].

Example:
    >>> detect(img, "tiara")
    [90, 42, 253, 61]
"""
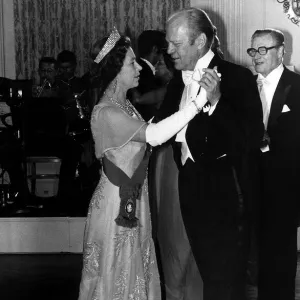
[94, 27, 121, 64]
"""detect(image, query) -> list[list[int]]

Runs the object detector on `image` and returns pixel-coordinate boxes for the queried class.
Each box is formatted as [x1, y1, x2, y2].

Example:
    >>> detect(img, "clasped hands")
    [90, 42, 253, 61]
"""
[199, 66, 221, 106]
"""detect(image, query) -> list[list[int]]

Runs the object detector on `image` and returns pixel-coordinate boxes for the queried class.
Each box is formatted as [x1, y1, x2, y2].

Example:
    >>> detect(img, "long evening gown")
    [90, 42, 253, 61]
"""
[78, 101, 161, 300]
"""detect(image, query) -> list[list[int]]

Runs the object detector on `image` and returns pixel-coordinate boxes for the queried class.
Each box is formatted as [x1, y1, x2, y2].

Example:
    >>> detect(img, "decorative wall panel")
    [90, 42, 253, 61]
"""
[191, 0, 267, 66]
[0, 0, 15, 78]
[14, 0, 190, 80]
[0, 0, 5, 76]
[191, 0, 243, 64]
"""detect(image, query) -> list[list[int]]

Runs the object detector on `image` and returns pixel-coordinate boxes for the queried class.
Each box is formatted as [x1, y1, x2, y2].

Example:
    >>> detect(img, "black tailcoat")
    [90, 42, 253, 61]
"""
[158, 55, 264, 299]
[258, 67, 300, 300]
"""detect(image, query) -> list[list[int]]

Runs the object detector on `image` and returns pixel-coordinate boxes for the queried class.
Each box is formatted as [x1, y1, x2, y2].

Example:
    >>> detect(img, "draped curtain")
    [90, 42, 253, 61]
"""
[14, 0, 190, 80]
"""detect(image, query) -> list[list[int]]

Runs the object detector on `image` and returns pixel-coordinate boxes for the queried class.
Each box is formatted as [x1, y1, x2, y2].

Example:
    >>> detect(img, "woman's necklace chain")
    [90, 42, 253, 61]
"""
[109, 97, 144, 121]
[109, 97, 133, 116]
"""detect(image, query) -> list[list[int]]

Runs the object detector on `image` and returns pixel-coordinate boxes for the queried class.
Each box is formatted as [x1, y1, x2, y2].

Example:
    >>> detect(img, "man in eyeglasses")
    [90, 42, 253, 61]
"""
[248, 28, 300, 300]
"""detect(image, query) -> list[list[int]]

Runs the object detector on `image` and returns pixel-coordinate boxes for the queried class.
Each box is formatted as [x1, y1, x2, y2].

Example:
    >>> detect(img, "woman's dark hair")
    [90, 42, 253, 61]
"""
[89, 35, 131, 105]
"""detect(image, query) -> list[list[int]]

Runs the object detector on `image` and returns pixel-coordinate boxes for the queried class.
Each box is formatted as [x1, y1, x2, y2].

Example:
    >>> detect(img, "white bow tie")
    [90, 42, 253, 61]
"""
[182, 68, 203, 86]
[257, 76, 269, 87]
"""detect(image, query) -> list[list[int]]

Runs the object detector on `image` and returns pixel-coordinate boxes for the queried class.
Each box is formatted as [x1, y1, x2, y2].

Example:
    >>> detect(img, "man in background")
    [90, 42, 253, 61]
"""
[247, 28, 300, 300]
[131, 30, 171, 121]
[56, 50, 90, 131]
[26, 55, 84, 211]
[56, 50, 85, 94]
[33, 57, 60, 98]
[56, 50, 95, 203]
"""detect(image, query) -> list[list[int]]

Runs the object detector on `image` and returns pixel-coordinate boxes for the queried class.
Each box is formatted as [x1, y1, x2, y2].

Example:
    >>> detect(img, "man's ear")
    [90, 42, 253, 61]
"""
[195, 33, 207, 50]
[152, 45, 158, 54]
[278, 45, 285, 58]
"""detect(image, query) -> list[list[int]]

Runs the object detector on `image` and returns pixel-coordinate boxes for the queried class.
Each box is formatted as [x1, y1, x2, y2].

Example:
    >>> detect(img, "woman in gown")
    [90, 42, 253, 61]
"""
[78, 27, 207, 300]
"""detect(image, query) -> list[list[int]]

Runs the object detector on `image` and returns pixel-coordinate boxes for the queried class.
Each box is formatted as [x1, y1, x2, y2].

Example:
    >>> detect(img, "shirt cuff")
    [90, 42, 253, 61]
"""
[208, 100, 219, 116]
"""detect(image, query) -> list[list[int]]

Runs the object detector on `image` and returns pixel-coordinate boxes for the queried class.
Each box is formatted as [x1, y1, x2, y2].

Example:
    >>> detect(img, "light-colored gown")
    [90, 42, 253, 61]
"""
[78, 101, 161, 300]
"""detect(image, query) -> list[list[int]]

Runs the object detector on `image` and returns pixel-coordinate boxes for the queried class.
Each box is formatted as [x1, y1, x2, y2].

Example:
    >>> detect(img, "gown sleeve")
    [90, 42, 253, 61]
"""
[91, 104, 147, 158]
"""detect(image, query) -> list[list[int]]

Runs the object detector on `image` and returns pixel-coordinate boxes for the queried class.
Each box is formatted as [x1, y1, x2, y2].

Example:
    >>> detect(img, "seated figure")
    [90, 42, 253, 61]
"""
[32, 57, 61, 99]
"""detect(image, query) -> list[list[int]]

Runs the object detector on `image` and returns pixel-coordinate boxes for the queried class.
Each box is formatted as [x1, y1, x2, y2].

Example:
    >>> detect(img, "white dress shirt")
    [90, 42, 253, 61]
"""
[257, 63, 284, 128]
[175, 50, 215, 165]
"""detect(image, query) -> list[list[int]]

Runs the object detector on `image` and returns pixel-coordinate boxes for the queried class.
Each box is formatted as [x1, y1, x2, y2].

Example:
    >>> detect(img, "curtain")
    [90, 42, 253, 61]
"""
[14, 0, 190, 80]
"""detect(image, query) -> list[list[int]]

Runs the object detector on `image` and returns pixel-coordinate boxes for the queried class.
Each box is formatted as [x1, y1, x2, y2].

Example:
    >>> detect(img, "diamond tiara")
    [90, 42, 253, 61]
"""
[94, 27, 121, 64]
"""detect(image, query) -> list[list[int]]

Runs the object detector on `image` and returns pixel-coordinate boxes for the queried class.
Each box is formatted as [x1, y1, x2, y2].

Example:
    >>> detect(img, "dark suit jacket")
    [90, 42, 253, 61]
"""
[265, 67, 300, 163]
[259, 67, 300, 223]
[134, 58, 161, 121]
[159, 55, 264, 226]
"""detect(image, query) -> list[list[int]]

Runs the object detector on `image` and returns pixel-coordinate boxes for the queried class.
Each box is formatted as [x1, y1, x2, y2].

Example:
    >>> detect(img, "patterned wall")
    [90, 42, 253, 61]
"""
[190, 0, 245, 65]
[14, 0, 190, 80]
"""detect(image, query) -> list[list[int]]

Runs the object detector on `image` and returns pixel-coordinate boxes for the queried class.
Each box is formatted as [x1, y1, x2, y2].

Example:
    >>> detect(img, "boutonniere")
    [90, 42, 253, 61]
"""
[282, 104, 290, 113]
[203, 102, 211, 113]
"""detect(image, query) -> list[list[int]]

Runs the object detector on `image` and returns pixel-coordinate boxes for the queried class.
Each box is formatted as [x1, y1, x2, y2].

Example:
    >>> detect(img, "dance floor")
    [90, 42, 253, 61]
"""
[0, 254, 82, 300]
[246, 258, 300, 300]
[1, 253, 300, 300]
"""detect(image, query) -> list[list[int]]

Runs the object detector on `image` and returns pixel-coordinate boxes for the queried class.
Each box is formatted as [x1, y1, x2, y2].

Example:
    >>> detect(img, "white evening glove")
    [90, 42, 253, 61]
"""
[146, 94, 207, 146]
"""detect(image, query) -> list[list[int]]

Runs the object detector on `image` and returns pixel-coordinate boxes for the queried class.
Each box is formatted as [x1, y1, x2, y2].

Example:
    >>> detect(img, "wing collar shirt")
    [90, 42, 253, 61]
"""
[176, 49, 215, 165]
[140, 58, 156, 75]
[257, 63, 284, 128]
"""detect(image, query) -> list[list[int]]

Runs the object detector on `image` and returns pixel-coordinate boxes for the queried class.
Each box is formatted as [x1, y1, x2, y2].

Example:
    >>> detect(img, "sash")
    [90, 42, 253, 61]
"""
[102, 144, 152, 228]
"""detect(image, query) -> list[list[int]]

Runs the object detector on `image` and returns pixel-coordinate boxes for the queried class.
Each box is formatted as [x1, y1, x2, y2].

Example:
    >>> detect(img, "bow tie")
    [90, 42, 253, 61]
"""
[257, 76, 269, 87]
[182, 68, 203, 86]
[182, 71, 194, 86]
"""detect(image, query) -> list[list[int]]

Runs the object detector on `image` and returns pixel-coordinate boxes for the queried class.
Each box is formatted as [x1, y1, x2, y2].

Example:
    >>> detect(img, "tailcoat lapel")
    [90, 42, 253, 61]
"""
[207, 55, 222, 71]
[267, 68, 292, 130]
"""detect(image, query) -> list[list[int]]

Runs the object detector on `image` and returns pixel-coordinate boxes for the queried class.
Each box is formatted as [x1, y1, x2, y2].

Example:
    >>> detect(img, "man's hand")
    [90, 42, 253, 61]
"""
[199, 66, 221, 106]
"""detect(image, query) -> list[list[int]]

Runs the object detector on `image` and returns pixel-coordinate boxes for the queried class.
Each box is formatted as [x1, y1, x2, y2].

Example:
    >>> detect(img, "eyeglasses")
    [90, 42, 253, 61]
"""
[246, 45, 283, 57]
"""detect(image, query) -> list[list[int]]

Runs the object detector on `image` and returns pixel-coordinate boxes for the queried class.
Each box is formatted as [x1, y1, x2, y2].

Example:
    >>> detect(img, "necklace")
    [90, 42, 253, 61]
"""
[109, 97, 133, 116]
[108, 97, 144, 121]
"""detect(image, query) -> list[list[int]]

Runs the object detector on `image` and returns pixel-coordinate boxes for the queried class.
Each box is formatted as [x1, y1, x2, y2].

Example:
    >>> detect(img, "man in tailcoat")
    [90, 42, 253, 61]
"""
[247, 28, 300, 300]
[159, 8, 264, 299]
